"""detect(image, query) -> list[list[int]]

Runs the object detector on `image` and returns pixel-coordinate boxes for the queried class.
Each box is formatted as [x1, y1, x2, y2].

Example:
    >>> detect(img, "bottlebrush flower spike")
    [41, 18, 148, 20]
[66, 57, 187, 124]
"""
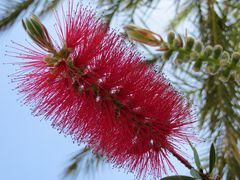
[8, 2, 194, 179]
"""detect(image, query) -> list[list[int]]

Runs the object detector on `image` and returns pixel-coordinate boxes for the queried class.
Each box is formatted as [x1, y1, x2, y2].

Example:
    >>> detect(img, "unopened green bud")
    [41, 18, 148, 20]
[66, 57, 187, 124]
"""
[233, 71, 240, 82]
[157, 42, 169, 51]
[203, 45, 213, 58]
[218, 68, 231, 82]
[185, 36, 195, 50]
[162, 50, 173, 61]
[195, 40, 203, 53]
[174, 53, 184, 65]
[231, 52, 240, 64]
[174, 58, 184, 65]
[124, 24, 162, 46]
[173, 34, 183, 49]
[22, 14, 54, 52]
[190, 51, 199, 61]
[193, 59, 203, 72]
[206, 63, 220, 75]
[167, 31, 175, 45]
[220, 51, 231, 67]
[213, 45, 223, 59]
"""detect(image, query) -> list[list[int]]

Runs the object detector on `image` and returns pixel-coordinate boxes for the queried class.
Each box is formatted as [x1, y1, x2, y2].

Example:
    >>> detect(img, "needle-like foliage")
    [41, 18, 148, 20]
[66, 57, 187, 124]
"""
[0, 0, 62, 31]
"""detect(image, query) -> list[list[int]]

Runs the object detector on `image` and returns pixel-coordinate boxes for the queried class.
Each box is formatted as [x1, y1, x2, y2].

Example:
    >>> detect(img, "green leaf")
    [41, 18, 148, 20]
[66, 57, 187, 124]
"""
[63, 146, 104, 178]
[0, 0, 34, 31]
[209, 143, 216, 174]
[161, 175, 196, 180]
[39, 0, 61, 16]
[190, 168, 201, 179]
[64, 162, 78, 175]
[187, 139, 202, 170]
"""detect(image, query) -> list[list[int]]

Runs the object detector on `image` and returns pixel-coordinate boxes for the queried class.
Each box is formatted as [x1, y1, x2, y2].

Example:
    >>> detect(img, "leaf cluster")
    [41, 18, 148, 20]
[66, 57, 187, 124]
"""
[63, 146, 104, 180]
[0, 0, 62, 31]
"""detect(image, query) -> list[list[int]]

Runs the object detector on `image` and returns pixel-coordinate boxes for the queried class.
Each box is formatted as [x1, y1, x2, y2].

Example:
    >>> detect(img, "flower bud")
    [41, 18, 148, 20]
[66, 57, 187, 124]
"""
[203, 45, 213, 58]
[194, 41, 203, 53]
[233, 71, 240, 82]
[174, 53, 184, 65]
[193, 59, 202, 72]
[213, 45, 223, 59]
[157, 42, 169, 51]
[22, 14, 54, 52]
[173, 34, 183, 49]
[185, 36, 195, 51]
[167, 31, 175, 45]
[162, 50, 173, 61]
[206, 63, 220, 75]
[190, 51, 199, 61]
[174, 58, 182, 65]
[124, 24, 162, 46]
[220, 51, 231, 67]
[218, 69, 231, 82]
[231, 52, 240, 64]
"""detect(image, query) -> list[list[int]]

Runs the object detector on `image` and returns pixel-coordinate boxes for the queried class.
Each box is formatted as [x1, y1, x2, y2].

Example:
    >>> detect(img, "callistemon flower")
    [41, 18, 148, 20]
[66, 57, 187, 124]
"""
[9, 2, 193, 179]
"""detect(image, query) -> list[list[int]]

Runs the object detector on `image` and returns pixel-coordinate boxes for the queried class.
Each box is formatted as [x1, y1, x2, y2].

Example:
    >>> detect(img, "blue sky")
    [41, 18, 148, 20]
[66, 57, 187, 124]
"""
[0, 1, 192, 180]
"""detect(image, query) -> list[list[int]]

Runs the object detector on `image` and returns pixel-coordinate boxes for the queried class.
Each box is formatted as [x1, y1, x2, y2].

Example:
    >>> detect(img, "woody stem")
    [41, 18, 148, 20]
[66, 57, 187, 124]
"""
[169, 148, 193, 170]
[169, 149, 212, 180]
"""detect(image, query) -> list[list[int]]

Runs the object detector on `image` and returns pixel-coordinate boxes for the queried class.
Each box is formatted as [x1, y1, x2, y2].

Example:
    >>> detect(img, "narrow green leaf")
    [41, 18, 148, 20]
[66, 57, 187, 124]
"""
[0, 0, 34, 31]
[209, 143, 216, 173]
[190, 168, 201, 179]
[39, 0, 62, 16]
[193, 148, 201, 169]
[187, 138, 194, 149]
[65, 162, 78, 175]
[161, 175, 195, 180]
[187, 139, 201, 170]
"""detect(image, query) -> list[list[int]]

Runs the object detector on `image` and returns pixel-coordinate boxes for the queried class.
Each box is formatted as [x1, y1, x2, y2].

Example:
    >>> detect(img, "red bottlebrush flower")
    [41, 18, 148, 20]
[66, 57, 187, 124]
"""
[9, 2, 193, 179]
